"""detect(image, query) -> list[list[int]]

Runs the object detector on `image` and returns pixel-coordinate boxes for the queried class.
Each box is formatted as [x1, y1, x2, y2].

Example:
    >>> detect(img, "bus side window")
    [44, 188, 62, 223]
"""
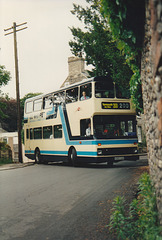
[34, 98, 42, 112]
[54, 125, 62, 138]
[30, 128, 33, 139]
[43, 126, 52, 139]
[43, 97, 52, 109]
[66, 87, 78, 103]
[53, 91, 65, 103]
[26, 129, 29, 139]
[26, 101, 33, 113]
[80, 83, 92, 101]
[33, 127, 42, 139]
[80, 119, 91, 136]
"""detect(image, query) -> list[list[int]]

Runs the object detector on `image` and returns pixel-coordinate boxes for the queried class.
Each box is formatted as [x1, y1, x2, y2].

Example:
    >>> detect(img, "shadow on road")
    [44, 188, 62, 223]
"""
[46, 156, 148, 169]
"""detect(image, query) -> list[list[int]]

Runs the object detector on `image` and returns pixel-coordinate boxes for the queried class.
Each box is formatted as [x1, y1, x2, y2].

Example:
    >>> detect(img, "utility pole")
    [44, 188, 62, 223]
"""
[4, 22, 27, 163]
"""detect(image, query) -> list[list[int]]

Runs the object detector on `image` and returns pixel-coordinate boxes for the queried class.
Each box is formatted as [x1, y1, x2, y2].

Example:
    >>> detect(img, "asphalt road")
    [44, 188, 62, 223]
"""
[0, 157, 148, 240]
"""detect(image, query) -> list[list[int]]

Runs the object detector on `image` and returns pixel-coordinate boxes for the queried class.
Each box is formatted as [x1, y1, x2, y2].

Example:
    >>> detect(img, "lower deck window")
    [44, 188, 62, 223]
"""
[54, 125, 62, 138]
[43, 126, 52, 139]
[26, 129, 29, 139]
[80, 119, 91, 137]
[34, 127, 42, 139]
[30, 128, 33, 139]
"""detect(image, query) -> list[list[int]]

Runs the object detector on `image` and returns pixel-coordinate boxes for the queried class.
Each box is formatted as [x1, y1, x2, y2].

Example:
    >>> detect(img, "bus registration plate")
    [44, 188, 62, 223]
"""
[115, 157, 124, 160]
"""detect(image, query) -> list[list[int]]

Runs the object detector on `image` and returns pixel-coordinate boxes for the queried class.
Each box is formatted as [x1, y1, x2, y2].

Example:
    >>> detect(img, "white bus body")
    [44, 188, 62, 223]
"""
[24, 76, 139, 166]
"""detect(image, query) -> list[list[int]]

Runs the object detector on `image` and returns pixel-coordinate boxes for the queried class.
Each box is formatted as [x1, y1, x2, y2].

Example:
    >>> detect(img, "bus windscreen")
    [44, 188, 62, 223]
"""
[93, 115, 137, 139]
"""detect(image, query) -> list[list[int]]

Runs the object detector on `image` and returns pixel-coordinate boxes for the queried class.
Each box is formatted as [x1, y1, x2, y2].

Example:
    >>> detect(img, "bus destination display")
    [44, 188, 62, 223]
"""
[102, 102, 130, 110]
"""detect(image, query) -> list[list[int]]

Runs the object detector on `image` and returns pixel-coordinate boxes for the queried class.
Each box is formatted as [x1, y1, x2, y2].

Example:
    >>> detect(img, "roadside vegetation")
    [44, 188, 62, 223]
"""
[0, 142, 12, 165]
[109, 172, 162, 239]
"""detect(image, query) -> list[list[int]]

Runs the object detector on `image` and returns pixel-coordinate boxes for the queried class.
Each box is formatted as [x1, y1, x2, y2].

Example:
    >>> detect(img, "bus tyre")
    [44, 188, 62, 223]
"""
[70, 148, 77, 167]
[35, 149, 41, 164]
[107, 159, 113, 168]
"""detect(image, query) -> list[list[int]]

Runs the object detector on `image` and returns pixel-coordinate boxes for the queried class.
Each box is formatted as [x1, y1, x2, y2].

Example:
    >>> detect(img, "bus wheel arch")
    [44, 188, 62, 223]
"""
[35, 148, 42, 164]
[68, 146, 77, 167]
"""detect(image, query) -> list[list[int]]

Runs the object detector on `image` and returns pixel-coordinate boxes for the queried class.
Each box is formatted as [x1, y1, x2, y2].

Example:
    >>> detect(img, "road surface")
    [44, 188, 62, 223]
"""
[0, 157, 148, 240]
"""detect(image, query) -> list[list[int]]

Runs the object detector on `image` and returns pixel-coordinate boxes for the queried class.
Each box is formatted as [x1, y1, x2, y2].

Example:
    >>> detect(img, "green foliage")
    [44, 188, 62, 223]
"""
[0, 157, 12, 165]
[0, 96, 18, 132]
[0, 93, 42, 132]
[100, 0, 145, 113]
[0, 142, 12, 165]
[69, 0, 133, 94]
[130, 69, 143, 113]
[109, 173, 162, 239]
[0, 65, 11, 88]
[0, 66, 11, 117]
[0, 142, 11, 151]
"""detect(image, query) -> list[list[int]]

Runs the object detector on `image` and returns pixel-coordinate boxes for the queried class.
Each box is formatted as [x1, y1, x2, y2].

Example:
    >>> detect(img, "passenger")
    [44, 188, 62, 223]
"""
[86, 123, 91, 136]
[81, 91, 89, 101]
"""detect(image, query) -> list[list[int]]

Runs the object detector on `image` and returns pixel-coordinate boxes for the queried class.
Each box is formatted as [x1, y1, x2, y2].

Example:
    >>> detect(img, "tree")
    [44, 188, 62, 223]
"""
[0, 66, 11, 118]
[0, 65, 10, 89]
[69, 0, 133, 96]
[100, 0, 145, 112]
[0, 96, 17, 132]
[0, 93, 42, 132]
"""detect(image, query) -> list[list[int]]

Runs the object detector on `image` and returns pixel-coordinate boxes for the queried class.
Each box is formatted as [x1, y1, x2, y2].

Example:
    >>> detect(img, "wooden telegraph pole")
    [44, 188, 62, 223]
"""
[4, 22, 27, 163]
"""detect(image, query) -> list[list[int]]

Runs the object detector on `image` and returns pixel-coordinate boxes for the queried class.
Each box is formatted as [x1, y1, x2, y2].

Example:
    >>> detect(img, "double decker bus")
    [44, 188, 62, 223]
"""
[24, 76, 139, 166]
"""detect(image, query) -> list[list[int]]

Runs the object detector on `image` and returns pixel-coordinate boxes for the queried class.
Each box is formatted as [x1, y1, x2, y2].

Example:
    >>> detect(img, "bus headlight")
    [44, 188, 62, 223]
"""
[134, 148, 138, 153]
[97, 149, 102, 155]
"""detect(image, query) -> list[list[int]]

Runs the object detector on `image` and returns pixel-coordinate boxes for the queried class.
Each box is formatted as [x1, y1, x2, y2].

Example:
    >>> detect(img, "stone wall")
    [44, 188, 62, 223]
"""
[141, 0, 162, 224]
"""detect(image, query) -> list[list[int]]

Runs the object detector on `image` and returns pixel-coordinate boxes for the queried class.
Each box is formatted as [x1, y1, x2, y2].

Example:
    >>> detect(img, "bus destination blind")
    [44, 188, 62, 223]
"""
[102, 102, 130, 110]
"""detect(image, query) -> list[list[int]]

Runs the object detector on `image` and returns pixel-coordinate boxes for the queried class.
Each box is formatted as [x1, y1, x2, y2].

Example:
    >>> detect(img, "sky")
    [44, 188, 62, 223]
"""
[0, 0, 88, 98]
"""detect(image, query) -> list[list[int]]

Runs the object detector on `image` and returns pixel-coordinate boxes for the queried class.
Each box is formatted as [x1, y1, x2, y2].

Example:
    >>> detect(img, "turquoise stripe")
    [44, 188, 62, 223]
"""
[40, 150, 68, 155]
[25, 149, 97, 157]
[77, 151, 98, 156]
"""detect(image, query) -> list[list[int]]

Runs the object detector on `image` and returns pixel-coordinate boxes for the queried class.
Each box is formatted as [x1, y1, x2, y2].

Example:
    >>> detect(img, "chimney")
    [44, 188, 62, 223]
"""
[68, 56, 85, 76]
[60, 56, 89, 88]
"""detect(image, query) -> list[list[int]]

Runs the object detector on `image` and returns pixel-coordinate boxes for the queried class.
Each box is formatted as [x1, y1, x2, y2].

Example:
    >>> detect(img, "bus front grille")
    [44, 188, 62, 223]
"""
[97, 147, 138, 156]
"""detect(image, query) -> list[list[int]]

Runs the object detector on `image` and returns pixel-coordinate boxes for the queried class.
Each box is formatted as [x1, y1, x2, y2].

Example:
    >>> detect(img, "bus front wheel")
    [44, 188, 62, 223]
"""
[107, 158, 114, 168]
[35, 149, 41, 164]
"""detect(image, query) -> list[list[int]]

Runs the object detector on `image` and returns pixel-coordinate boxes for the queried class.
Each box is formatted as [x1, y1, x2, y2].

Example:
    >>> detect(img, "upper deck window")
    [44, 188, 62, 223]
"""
[66, 87, 78, 103]
[80, 83, 92, 101]
[26, 101, 33, 113]
[34, 98, 42, 112]
[53, 91, 65, 103]
[95, 82, 114, 98]
[43, 96, 53, 109]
